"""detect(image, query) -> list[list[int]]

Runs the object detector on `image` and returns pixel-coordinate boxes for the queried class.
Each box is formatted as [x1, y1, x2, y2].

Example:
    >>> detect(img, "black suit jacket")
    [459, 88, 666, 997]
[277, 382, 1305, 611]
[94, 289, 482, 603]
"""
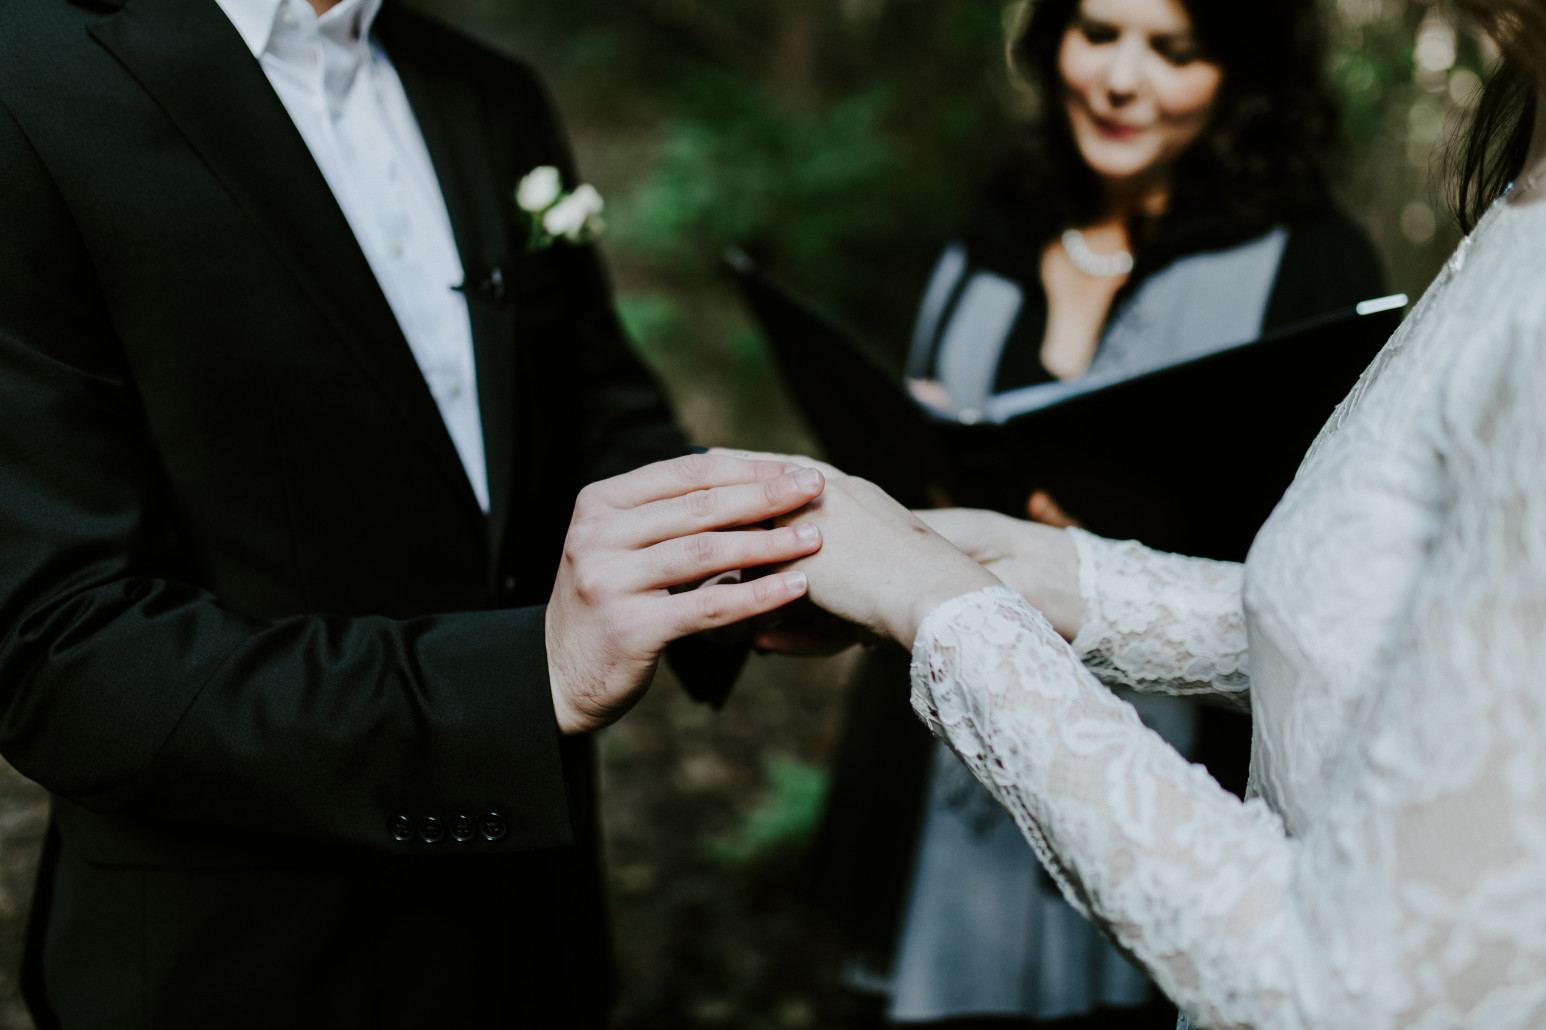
[0, 1, 709, 1025]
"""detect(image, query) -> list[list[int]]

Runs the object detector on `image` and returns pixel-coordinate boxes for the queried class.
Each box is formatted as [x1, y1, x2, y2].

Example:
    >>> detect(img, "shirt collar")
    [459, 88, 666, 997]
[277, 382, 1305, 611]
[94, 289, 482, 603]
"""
[212, 0, 386, 58]
[213, 0, 282, 57]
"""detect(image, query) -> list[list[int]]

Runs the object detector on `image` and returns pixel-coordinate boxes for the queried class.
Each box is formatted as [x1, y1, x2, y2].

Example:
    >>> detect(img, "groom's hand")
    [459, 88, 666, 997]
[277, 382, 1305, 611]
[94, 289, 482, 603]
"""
[546, 453, 825, 734]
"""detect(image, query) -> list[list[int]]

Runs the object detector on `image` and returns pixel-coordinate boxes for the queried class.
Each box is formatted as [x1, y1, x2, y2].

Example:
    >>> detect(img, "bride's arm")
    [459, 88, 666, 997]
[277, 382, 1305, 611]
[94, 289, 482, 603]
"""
[920, 508, 1249, 704]
[1067, 529, 1249, 706]
[909, 313, 1546, 1029]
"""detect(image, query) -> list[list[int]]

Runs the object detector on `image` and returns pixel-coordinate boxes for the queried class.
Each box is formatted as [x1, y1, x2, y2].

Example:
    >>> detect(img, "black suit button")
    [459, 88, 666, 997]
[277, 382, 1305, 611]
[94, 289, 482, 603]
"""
[418, 816, 446, 844]
[391, 815, 416, 843]
[451, 815, 477, 842]
[479, 812, 508, 842]
[502, 575, 517, 594]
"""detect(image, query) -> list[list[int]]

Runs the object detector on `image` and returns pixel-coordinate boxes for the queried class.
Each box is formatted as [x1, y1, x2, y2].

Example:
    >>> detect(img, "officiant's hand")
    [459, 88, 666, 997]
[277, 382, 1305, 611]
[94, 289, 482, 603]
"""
[916, 508, 1084, 640]
[905, 377, 955, 415]
[1025, 490, 1084, 530]
[546, 454, 825, 734]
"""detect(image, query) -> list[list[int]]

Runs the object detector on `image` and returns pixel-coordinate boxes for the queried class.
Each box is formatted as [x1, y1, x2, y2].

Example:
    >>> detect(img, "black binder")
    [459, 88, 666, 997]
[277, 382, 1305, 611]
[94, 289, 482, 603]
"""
[726, 247, 1406, 561]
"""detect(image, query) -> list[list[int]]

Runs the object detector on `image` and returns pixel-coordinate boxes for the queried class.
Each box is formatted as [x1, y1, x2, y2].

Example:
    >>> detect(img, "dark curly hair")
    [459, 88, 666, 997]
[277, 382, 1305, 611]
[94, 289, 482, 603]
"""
[992, 0, 1342, 237]
[1453, 0, 1546, 230]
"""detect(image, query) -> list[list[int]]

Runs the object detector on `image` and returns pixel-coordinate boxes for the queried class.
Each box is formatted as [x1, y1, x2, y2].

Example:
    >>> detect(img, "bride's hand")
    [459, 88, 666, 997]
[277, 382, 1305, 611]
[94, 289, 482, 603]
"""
[771, 471, 1000, 650]
[915, 508, 1084, 640]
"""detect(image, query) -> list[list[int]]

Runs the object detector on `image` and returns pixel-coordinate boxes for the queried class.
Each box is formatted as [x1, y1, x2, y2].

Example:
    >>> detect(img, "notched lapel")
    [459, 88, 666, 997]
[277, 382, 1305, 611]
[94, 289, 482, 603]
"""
[88, 0, 481, 518]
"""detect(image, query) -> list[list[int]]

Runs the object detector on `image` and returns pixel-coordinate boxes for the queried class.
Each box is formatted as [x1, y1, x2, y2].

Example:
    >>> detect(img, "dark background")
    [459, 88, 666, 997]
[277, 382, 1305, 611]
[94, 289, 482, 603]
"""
[0, 0, 1491, 1025]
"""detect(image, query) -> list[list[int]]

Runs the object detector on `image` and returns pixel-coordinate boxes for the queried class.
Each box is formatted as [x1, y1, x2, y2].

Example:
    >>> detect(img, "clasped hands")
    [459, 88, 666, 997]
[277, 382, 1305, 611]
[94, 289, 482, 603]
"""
[546, 451, 1082, 734]
[750, 454, 1084, 652]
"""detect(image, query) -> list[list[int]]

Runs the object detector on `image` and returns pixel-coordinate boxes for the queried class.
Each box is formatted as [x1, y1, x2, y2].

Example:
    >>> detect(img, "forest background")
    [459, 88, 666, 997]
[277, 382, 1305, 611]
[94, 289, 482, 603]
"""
[0, 0, 1496, 1027]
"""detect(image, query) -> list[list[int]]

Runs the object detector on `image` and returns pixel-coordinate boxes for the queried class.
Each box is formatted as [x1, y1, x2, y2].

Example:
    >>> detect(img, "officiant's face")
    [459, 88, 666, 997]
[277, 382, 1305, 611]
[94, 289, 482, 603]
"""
[1058, 0, 1223, 190]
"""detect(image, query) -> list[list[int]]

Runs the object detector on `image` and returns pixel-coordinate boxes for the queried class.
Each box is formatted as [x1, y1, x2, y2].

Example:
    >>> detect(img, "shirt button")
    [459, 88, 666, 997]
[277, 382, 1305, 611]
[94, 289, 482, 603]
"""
[278, 5, 298, 27]
[329, 97, 344, 118]
[443, 373, 462, 397]
[387, 235, 405, 257]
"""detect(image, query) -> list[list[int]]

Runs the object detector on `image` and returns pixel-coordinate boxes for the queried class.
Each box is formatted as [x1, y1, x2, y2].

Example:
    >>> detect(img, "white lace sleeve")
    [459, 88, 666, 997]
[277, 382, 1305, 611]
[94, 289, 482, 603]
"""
[1066, 527, 1249, 704]
[908, 312, 1546, 1029]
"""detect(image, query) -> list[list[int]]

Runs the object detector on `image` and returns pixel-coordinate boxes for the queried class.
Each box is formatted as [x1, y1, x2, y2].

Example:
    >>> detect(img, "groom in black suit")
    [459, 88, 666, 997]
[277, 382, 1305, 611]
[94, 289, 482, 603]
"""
[0, 0, 823, 1026]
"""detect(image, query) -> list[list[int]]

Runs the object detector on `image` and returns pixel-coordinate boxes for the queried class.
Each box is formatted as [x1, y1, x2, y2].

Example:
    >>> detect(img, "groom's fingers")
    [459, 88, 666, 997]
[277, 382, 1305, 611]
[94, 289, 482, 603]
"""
[660, 570, 811, 637]
[578, 452, 793, 515]
[625, 523, 821, 592]
[564, 468, 823, 563]
[622, 468, 825, 548]
[710, 447, 843, 480]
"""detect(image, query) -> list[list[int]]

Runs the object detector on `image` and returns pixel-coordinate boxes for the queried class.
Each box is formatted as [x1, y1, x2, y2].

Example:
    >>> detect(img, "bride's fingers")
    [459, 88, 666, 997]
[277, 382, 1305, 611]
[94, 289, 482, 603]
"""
[752, 619, 869, 656]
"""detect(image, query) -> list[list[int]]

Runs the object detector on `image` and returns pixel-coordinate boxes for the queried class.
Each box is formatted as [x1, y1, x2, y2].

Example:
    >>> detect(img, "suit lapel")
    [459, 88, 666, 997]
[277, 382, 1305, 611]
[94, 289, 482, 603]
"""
[88, 0, 482, 520]
[383, 16, 519, 564]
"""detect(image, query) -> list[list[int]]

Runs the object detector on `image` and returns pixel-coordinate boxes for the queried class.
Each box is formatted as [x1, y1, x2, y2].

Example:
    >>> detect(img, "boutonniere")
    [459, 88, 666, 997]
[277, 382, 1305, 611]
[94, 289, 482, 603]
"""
[516, 165, 605, 251]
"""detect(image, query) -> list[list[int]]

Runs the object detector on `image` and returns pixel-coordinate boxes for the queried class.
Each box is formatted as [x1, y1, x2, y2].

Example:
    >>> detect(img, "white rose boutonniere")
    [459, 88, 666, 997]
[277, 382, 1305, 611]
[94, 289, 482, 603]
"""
[516, 165, 562, 212]
[516, 166, 604, 251]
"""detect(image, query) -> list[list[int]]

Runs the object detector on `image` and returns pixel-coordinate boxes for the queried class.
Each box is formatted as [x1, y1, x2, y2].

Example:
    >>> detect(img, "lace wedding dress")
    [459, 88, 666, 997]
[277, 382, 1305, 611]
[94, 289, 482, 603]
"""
[908, 191, 1546, 1030]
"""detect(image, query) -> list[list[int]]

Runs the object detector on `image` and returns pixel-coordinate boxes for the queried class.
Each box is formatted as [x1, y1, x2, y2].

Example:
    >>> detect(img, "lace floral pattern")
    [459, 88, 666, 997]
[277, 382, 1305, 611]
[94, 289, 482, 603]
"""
[1068, 530, 1249, 706]
[909, 195, 1546, 1029]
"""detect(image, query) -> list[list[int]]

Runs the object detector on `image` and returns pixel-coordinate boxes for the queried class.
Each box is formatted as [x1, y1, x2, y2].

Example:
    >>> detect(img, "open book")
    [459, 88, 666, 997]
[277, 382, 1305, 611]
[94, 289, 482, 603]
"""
[727, 247, 1406, 561]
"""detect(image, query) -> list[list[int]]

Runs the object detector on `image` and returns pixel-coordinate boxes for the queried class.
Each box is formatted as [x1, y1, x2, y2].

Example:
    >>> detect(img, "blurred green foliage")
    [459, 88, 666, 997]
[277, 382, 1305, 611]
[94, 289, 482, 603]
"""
[425, 0, 1492, 447]
[423, 0, 1021, 447]
[701, 754, 830, 867]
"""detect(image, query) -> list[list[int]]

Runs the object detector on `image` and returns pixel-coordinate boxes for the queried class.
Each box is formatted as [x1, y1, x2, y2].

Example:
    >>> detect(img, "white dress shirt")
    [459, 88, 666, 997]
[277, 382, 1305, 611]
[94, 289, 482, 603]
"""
[214, 0, 490, 512]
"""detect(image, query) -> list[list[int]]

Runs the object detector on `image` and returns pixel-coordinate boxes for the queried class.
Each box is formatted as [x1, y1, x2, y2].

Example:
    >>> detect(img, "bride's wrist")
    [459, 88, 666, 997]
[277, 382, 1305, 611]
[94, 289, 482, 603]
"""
[895, 562, 1002, 650]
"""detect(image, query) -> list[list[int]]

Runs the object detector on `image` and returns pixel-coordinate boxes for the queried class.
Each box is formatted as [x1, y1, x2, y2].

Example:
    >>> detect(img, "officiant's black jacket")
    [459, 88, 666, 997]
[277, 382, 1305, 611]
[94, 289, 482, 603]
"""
[0, 1, 728, 1026]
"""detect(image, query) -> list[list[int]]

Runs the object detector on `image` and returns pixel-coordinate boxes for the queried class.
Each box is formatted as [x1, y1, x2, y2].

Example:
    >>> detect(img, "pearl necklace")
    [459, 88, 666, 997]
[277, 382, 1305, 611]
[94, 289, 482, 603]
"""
[1061, 228, 1134, 278]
